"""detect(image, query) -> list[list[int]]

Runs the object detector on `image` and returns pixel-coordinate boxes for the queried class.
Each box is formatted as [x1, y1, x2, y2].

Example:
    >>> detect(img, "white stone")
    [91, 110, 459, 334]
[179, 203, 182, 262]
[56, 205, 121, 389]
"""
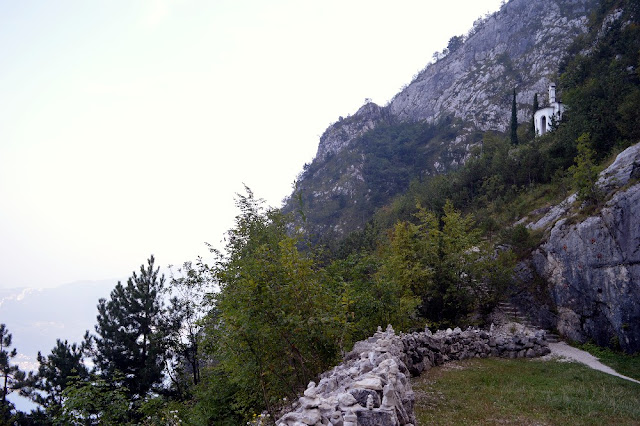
[337, 392, 358, 407]
[303, 382, 317, 397]
[353, 376, 383, 391]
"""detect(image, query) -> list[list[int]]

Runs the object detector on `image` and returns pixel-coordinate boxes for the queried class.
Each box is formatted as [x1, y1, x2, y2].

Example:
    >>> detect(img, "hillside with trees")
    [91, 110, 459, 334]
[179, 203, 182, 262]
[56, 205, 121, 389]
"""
[2, 0, 640, 423]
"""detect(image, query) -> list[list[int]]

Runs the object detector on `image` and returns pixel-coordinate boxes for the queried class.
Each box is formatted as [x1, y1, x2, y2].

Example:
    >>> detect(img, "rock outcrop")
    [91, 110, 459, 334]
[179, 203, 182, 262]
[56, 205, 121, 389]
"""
[314, 0, 596, 162]
[531, 143, 640, 352]
[291, 0, 599, 238]
[388, 0, 594, 131]
[276, 325, 550, 426]
[316, 102, 386, 162]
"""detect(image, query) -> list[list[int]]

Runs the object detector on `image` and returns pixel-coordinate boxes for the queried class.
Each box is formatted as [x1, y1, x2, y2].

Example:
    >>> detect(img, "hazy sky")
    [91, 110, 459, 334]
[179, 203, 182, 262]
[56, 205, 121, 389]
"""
[0, 0, 503, 289]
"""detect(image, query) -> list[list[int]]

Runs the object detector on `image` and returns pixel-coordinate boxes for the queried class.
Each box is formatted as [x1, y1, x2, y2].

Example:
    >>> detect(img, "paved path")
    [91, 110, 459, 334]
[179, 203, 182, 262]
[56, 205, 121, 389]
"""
[547, 342, 640, 384]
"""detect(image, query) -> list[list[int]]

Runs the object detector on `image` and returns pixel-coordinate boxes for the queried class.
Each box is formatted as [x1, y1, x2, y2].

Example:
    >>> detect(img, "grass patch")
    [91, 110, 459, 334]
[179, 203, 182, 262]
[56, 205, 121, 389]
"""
[413, 358, 640, 425]
[577, 342, 640, 381]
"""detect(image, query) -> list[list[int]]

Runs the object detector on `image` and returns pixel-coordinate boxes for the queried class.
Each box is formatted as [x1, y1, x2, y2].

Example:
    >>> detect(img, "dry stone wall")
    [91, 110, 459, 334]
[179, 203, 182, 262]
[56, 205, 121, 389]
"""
[277, 325, 550, 426]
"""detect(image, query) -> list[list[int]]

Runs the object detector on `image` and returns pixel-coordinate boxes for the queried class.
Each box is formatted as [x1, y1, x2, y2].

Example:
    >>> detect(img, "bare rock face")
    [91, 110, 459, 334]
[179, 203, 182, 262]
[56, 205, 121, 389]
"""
[388, 0, 594, 131]
[291, 0, 599, 239]
[313, 0, 596, 163]
[316, 102, 385, 162]
[532, 143, 640, 352]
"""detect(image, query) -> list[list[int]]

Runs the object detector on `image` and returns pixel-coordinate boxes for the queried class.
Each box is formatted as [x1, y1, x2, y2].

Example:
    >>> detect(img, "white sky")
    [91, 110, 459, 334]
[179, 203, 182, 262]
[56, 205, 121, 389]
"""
[0, 0, 503, 289]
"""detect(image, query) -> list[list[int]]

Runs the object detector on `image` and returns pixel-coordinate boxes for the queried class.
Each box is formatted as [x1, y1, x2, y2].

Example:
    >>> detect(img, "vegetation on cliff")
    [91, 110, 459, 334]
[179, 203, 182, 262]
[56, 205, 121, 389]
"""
[2, 0, 640, 423]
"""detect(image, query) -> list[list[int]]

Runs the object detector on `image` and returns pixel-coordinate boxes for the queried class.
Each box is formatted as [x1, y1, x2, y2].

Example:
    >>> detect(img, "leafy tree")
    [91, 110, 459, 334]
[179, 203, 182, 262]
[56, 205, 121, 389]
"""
[0, 324, 25, 423]
[569, 133, 601, 204]
[377, 202, 514, 327]
[511, 88, 519, 145]
[60, 375, 130, 425]
[181, 366, 244, 426]
[207, 188, 344, 418]
[559, 0, 640, 158]
[91, 255, 173, 401]
[27, 340, 89, 419]
[165, 259, 214, 394]
[376, 210, 438, 328]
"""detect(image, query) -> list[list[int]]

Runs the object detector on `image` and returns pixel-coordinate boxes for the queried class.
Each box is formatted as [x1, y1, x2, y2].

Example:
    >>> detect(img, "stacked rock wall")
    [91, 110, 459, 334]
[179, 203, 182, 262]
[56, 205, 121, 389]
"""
[277, 325, 550, 426]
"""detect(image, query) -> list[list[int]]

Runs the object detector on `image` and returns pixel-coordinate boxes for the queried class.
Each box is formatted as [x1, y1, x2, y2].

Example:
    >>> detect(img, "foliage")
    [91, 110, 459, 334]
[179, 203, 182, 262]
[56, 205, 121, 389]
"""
[205, 188, 344, 418]
[179, 366, 245, 425]
[569, 133, 602, 204]
[91, 255, 176, 402]
[500, 224, 537, 258]
[373, 202, 515, 328]
[447, 35, 464, 53]
[26, 339, 89, 419]
[360, 117, 464, 208]
[60, 375, 131, 425]
[0, 323, 26, 423]
[511, 89, 518, 145]
[165, 259, 215, 395]
[559, 0, 640, 159]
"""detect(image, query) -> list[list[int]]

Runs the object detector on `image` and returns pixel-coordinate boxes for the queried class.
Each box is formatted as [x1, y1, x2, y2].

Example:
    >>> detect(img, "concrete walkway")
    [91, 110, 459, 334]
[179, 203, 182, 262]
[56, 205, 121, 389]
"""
[547, 341, 640, 385]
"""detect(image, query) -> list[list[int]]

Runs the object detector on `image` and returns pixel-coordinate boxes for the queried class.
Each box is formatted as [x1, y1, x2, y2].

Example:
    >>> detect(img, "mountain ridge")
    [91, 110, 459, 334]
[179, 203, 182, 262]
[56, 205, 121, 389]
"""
[286, 0, 598, 238]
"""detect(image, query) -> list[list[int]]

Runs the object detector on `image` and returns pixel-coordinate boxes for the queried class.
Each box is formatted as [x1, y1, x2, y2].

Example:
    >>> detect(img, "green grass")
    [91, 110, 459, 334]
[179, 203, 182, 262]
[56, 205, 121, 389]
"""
[412, 358, 640, 425]
[577, 342, 640, 381]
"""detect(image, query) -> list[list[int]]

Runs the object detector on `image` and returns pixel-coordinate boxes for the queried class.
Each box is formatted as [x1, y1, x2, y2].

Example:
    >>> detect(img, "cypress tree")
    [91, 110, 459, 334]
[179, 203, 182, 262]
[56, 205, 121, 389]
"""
[511, 88, 518, 145]
[532, 93, 539, 135]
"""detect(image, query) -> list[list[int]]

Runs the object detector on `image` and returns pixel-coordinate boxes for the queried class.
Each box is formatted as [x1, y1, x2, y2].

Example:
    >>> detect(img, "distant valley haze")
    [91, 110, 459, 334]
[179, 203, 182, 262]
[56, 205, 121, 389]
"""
[0, 0, 504, 411]
[0, 0, 504, 291]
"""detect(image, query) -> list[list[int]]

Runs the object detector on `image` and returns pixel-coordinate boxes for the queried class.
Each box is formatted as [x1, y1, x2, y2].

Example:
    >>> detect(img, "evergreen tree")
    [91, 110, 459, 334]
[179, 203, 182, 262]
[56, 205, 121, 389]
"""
[531, 93, 539, 135]
[511, 88, 518, 145]
[27, 340, 89, 418]
[91, 255, 172, 400]
[0, 324, 25, 422]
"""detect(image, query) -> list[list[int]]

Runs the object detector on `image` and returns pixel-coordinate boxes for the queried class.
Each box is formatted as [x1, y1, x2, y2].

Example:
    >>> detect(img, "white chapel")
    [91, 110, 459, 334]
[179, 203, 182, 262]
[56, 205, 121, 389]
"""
[534, 83, 565, 136]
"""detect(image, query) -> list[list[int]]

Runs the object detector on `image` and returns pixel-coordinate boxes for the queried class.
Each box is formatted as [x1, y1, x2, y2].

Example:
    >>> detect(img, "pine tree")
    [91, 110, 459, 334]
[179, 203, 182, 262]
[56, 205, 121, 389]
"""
[511, 88, 519, 145]
[27, 340, 89, 418]
[92, 255, 171, 400]
[0, 324, 25, 422]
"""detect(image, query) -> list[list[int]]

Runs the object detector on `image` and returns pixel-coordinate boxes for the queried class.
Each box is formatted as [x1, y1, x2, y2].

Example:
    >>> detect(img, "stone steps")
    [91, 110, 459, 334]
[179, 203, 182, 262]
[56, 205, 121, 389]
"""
[497, 301, 561, 343]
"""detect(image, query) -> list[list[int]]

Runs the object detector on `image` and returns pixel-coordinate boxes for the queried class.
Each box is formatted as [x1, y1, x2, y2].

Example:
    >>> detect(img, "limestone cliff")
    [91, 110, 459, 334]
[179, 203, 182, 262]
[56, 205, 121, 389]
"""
[529, 143, 640, 352]
[387, 0, 592, 131]
[316, 102, 386, 162]
[314, 0, 595, 163]
[291, 0, 598, 237]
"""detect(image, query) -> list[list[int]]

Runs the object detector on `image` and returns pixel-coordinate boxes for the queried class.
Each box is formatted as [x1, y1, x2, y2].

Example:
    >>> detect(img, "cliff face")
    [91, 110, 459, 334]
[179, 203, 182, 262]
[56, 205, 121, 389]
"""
[294, 0, 598, 237]
[316, 103, 386, 162]
[314, 0, 595, 163]
[387, 0, 592, 131]
[530, 144, 640, 352]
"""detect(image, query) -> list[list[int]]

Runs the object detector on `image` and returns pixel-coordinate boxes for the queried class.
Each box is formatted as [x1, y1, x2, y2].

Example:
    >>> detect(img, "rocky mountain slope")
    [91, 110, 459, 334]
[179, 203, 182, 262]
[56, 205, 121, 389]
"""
[287, 0, 598, 237]
[524, 143, 640, 352]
